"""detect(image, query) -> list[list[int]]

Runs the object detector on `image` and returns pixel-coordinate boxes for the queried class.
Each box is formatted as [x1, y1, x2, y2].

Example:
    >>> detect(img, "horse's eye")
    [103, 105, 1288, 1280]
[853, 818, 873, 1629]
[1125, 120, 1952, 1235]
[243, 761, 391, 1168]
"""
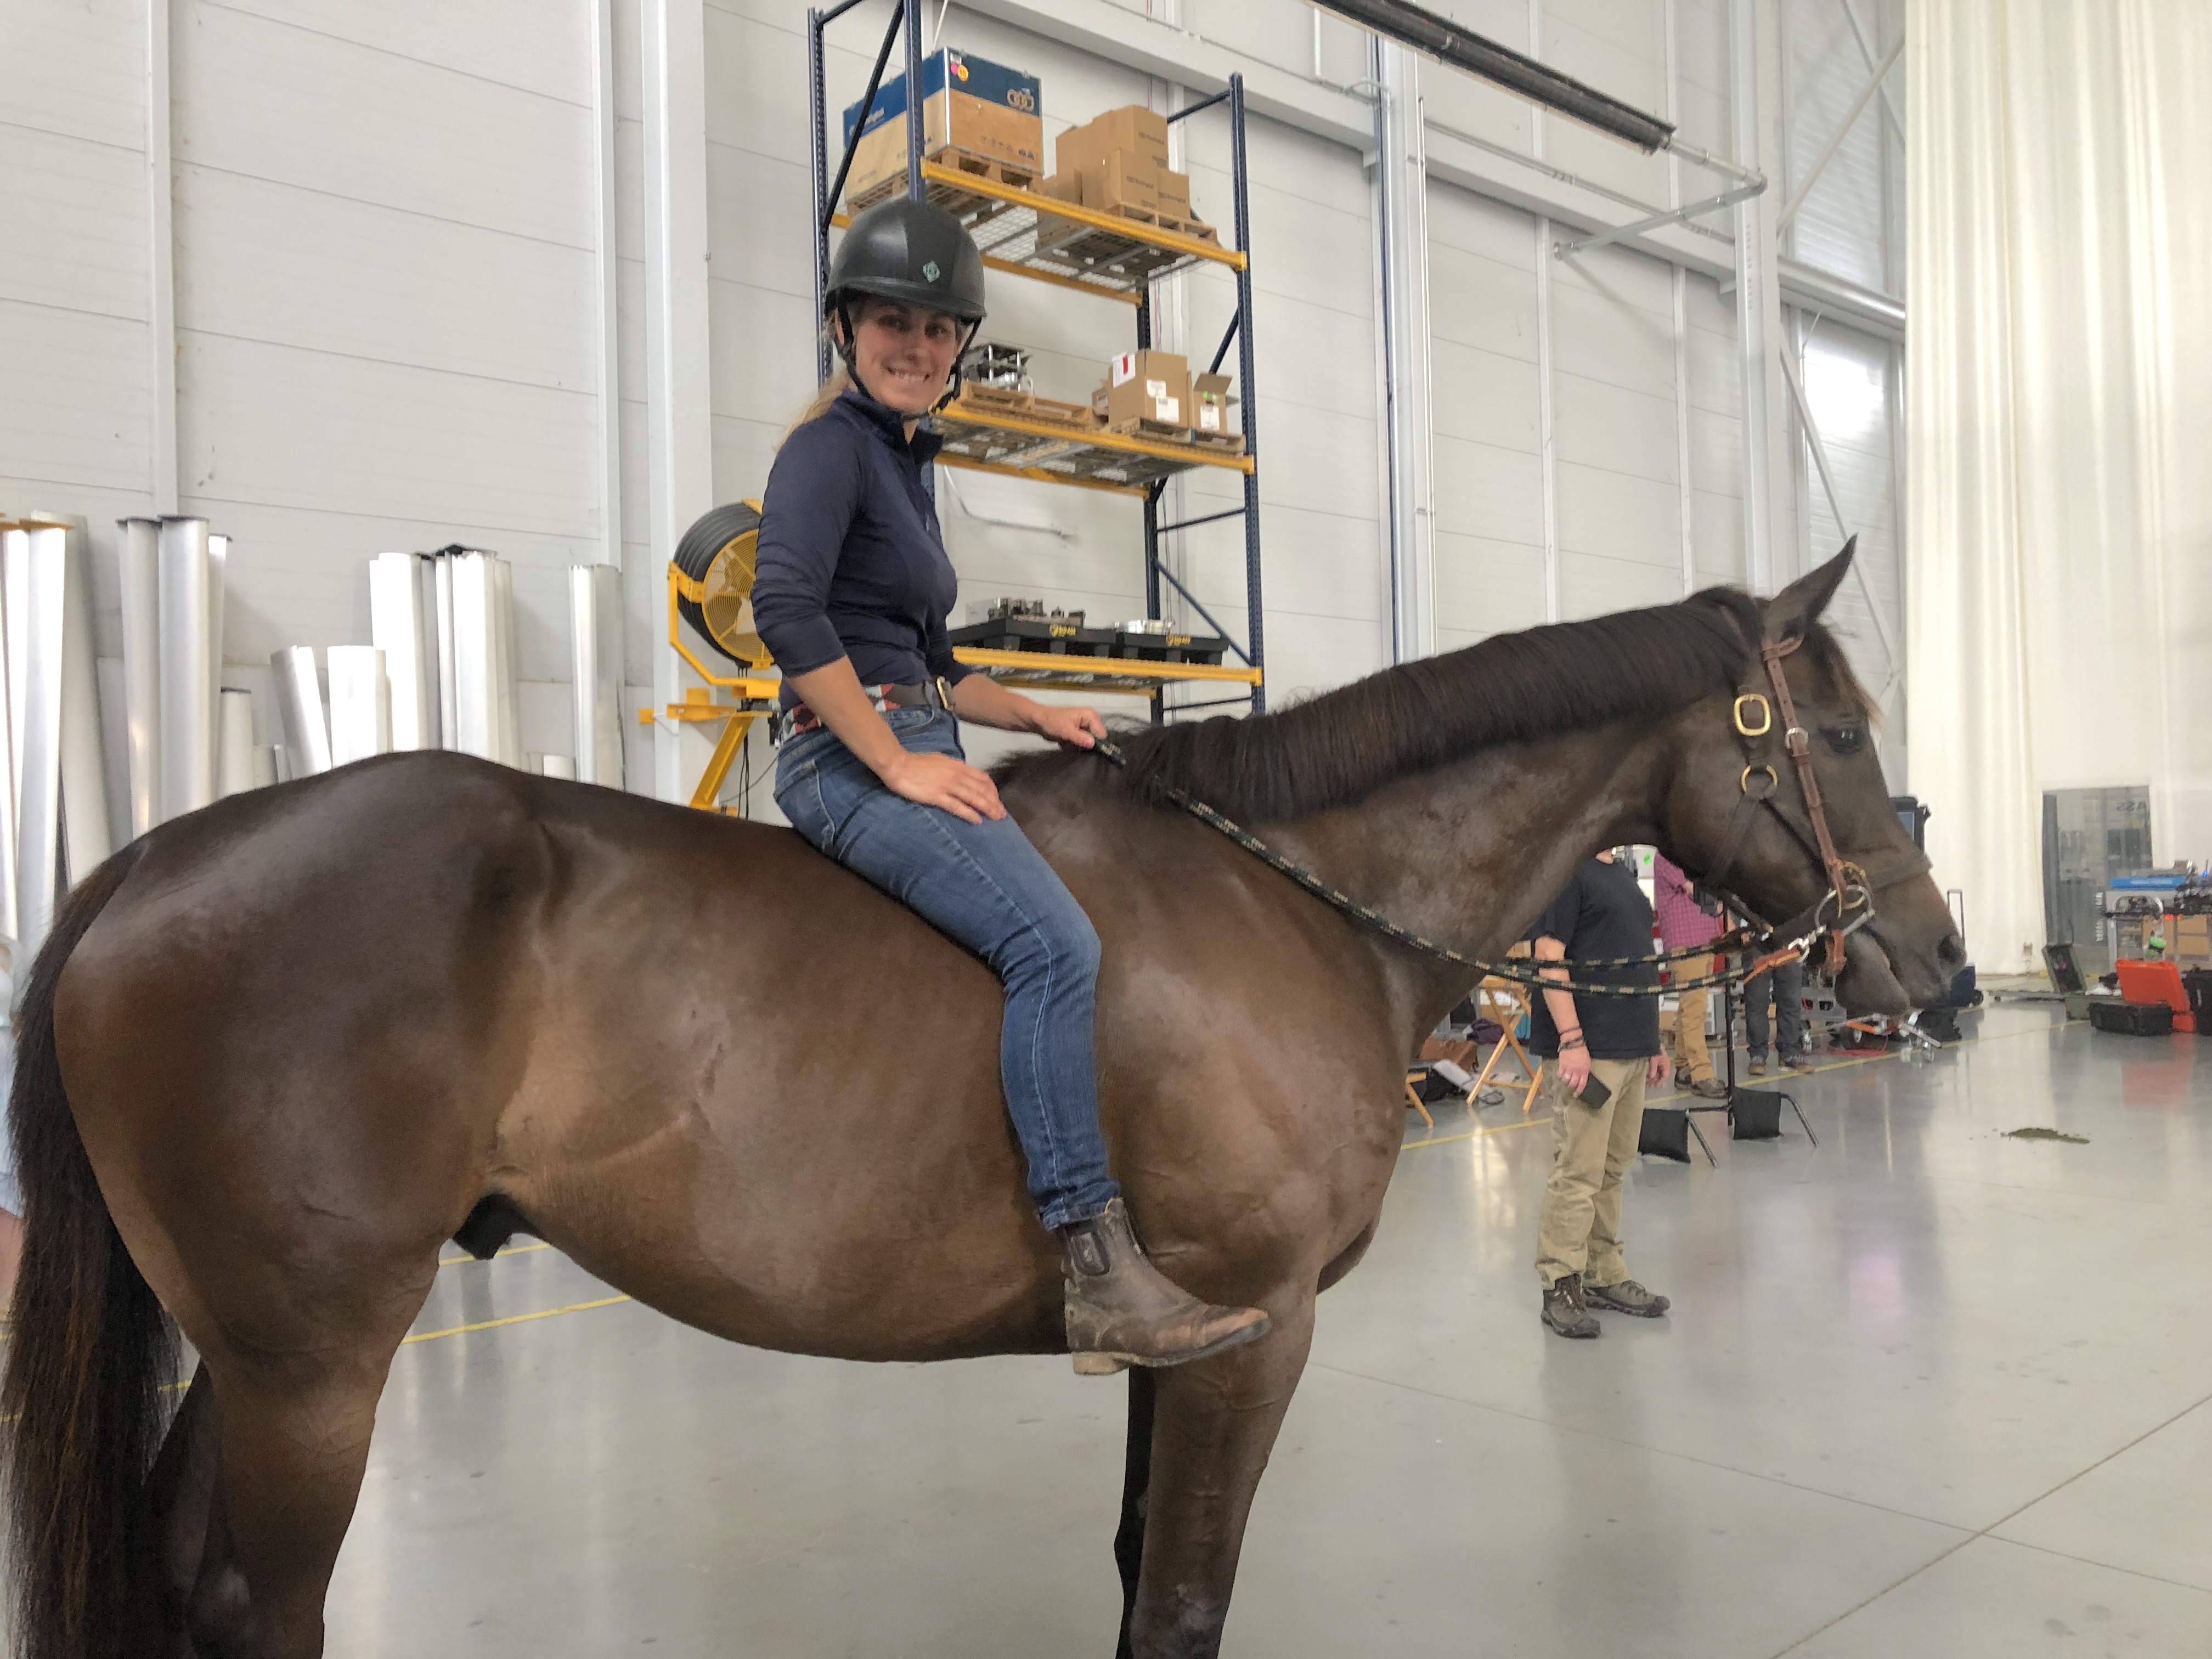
[1823, 724, 1865, 757]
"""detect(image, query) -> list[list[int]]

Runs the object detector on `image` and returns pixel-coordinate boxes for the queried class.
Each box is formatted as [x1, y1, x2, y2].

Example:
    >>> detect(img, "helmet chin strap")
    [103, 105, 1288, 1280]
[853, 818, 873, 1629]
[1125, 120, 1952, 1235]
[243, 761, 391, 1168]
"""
[831, 303, 981, 417]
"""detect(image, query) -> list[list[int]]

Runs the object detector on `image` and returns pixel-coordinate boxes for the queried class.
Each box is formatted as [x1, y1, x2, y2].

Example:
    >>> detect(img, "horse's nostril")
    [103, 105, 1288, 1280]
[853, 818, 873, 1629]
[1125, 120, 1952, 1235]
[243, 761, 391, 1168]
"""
[1938, 933, 1966, 967]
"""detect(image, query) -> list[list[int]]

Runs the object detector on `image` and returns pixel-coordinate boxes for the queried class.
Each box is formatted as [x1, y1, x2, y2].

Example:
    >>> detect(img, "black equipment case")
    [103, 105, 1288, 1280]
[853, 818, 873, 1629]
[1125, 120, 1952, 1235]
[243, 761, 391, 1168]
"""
[2089, 1000, 2174, 1036]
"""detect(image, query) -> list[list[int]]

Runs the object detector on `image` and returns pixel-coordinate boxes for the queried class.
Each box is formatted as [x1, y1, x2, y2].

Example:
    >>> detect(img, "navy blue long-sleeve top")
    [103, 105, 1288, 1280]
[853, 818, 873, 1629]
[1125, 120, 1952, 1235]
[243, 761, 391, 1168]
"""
[752, 386, 974, 712]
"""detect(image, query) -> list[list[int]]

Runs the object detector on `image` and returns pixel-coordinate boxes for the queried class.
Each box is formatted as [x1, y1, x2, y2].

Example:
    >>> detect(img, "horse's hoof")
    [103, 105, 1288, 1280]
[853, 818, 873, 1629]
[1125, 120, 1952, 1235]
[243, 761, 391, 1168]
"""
[1072, 1351, 1131, 1376]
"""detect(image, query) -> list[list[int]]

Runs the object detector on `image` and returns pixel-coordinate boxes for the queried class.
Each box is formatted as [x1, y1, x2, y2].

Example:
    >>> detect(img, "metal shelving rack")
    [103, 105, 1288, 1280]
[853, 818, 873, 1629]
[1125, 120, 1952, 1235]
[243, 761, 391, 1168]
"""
[805, 0, 1267, 715]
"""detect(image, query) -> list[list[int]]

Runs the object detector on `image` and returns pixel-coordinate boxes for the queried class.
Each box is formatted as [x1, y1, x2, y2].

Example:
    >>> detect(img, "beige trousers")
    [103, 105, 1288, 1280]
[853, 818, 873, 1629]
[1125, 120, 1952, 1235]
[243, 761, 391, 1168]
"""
[1534, 1056, 1648, 1289]
[1672, 973, 1717, 1082]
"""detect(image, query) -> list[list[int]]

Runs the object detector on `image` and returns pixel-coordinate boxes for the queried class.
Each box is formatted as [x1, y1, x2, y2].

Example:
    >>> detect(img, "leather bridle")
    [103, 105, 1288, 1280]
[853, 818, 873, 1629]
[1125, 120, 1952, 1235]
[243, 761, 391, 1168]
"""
[1701, 628, 1931, 977]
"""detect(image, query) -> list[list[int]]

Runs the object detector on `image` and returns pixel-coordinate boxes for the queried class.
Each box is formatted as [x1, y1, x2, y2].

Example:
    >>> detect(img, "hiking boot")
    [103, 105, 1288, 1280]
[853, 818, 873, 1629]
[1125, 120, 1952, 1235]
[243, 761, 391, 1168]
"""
[1059, 1199, 1270, 1375]
[1784, 1053, 1815, 1075]
[1689, 1076, 1727, 1100]
[1747, 1056, 1768, 1077]
[1541, 1273, 1600, 1339]
[1583, 1278, 1671, 1318]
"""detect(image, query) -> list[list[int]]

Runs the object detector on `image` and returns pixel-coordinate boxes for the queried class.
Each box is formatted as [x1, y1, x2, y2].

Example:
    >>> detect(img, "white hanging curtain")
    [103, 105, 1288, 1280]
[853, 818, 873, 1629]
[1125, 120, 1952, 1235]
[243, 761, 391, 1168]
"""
[1906, 1, 2212, 974]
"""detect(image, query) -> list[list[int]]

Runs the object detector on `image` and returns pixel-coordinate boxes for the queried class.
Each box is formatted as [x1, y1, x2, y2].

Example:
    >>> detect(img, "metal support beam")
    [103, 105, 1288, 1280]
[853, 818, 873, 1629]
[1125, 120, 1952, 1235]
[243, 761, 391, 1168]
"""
[1836, 0, 1905, 145]
[1371, 38, 1434, 663]
[641, 0, 714, 802]
[145, 0, 176, 514]
[1779, 341, 1897, 665]
[1777, 36, 1901, 233]
[1729, 0, 1790, 594]
[1554, 182, 1764, 258]
[592, 0, 622, 573]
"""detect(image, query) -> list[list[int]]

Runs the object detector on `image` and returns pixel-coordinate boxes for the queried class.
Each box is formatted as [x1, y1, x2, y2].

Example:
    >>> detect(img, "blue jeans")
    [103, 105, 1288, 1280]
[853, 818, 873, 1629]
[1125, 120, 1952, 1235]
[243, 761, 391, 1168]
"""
[774, 707, 1120, 1229]
[1743, 955, 1806, 1059]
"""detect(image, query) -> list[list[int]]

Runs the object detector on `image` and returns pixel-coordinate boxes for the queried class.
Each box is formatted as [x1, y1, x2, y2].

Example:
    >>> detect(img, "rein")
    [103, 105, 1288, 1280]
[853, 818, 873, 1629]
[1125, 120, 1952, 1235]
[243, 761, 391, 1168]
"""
[1085, 626, 1919, 1000]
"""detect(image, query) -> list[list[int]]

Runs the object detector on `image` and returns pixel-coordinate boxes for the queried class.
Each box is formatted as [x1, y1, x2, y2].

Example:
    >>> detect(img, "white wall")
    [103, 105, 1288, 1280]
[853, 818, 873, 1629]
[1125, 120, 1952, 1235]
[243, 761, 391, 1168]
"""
[9, 0, 1898, 819]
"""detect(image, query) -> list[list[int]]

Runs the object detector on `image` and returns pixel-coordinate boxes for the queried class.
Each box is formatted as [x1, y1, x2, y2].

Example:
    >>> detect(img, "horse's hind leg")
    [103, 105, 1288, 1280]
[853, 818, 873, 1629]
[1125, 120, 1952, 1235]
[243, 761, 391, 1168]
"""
[183, 1335, 406, 1657]
[1124, 1299, 1317, 1659]
[145, 1362, 221, 1652]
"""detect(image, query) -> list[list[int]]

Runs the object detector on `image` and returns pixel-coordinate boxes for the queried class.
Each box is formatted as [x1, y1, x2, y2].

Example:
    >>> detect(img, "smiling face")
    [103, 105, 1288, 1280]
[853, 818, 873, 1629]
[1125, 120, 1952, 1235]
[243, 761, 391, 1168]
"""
[840, 297, 965, 417]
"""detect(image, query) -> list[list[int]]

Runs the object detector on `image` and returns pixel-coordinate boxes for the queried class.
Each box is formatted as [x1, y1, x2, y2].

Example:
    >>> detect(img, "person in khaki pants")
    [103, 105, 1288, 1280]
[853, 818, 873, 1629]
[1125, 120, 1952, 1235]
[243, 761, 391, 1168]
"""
[1527, 850, 1673, 1339]
[1654, 851, 1727, 1099]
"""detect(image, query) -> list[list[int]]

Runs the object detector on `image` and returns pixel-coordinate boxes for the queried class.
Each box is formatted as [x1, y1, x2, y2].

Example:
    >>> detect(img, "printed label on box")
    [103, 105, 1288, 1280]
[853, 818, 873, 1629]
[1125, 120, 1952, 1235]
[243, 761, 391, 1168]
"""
[1153, 396, 1180, 421]
[1145, 379, 1167, 397]
[1111, 353, 1136, 386]
[1199, 405, 1222, 431]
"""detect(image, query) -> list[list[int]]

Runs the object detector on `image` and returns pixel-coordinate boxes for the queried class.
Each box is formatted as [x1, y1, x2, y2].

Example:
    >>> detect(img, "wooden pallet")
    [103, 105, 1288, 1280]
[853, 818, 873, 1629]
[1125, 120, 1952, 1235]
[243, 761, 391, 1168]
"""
[850, 148, 1040, 222]
[952, 387, 1101, 431]
[1108, 415, 1194, 445]
[1190, 429, 1247, 454]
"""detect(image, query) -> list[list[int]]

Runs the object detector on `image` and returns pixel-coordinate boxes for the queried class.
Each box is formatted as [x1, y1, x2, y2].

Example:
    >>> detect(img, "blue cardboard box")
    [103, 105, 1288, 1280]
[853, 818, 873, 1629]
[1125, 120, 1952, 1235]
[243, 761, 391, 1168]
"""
[839, 49, 1042, 201]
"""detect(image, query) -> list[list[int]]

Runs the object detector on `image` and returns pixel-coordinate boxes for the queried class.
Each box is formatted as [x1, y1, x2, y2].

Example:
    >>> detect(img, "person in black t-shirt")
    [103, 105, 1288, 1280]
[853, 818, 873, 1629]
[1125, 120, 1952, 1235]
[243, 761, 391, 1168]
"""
[1527, 850, 1673, 1339]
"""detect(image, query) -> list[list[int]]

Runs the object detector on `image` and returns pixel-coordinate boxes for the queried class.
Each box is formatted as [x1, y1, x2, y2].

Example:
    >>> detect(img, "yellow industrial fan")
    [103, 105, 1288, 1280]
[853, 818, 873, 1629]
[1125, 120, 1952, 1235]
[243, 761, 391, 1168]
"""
[662, 499, 777, 811]
[672, 498, 770, 668]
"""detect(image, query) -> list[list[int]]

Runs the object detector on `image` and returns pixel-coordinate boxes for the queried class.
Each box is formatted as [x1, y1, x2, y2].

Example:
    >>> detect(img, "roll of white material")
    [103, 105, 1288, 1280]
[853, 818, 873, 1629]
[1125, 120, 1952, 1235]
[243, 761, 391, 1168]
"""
[157, 516, 215, 822]
[0, 526, 26, 940]
[217, 687, 258, 797]
[251, 745, 280, 789]
[448, 551, 522, 767]
[326, 646, 392, 768]
[14, 524, 70, 965]
[206, 533, 228, 786]
[539, 753, 575, 780]
[489, 555, 522, 768]
[370, 552, 439, 749]
[270, 647, 332, 776]
[57, 516, 112, 874]
[117, 517, 162, 836]
[568, 563, 624, 787]
[4, 525, 30, 815]
[433, 557, 458, 749]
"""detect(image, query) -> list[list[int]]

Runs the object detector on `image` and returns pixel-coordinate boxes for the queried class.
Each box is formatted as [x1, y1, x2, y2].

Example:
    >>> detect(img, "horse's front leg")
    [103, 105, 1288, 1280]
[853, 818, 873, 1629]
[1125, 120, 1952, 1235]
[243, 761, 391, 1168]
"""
[1123, 1296, 1316, 1659]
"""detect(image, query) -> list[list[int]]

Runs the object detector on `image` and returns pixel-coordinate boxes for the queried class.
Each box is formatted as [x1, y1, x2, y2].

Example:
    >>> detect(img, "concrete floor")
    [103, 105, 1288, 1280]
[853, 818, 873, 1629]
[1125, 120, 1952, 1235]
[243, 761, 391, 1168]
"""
[328, 1006, 2212, 1657]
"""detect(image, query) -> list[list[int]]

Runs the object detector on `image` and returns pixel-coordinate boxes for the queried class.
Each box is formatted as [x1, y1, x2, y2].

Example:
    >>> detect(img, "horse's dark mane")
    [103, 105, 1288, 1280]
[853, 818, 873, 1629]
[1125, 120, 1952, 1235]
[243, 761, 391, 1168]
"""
[998, 586, 1865, 822]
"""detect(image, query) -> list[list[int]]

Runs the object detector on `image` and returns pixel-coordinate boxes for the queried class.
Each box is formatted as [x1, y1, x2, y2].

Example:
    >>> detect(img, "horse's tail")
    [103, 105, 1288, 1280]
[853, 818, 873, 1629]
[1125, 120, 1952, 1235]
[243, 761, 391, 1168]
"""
[1, 842, 173, 1659]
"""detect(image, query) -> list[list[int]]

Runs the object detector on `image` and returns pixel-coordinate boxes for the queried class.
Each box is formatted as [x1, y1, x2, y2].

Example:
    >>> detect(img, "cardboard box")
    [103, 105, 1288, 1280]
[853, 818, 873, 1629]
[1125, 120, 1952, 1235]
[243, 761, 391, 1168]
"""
[841, 50, 1043, 203]
[1154, 167, 1192, 216]
[1193, 370, 1235, 435]
[1106, 349, 1189, 428]
[1084, 152, 1158, 215]
[1056, 104, 1170, 176]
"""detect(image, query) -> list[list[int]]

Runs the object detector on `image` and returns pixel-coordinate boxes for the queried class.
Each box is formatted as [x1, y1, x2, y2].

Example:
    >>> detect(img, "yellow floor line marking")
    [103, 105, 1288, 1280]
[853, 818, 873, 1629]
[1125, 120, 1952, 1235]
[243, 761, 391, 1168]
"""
[1402, 1115, 1552, 1151]
[1402, 1018, 2068, 1154]
[402, 1294, 631, 1347]
[436, 1239, 552, 1268]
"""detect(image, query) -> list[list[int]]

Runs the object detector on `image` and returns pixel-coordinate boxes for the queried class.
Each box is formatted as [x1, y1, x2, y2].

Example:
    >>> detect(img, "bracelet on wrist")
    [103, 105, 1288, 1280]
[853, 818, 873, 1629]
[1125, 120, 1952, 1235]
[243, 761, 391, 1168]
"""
[1559, 1037, 1587, 1052]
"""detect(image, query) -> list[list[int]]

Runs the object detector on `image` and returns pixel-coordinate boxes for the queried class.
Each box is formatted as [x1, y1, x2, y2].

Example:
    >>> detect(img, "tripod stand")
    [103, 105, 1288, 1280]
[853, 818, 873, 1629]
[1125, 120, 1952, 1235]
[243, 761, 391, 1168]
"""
[1706, 948, 1818, 1147]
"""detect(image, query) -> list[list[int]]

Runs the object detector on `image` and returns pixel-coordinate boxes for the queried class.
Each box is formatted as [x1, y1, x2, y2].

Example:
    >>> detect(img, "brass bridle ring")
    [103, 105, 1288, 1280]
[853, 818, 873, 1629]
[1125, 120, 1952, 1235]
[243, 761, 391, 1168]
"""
[1741, 764, 1778, 795]
[1733, 693, 1773, 737]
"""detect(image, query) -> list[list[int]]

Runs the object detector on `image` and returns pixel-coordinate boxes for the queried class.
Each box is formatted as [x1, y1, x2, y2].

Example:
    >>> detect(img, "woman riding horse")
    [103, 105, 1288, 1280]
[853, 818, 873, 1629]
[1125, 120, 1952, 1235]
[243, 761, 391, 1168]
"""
[752, 196, 1267, 1370]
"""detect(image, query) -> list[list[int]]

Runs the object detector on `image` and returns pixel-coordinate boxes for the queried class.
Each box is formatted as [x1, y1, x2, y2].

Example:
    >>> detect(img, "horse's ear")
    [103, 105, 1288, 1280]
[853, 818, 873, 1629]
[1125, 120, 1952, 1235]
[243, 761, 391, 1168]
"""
[1764, 537, 1855, 641]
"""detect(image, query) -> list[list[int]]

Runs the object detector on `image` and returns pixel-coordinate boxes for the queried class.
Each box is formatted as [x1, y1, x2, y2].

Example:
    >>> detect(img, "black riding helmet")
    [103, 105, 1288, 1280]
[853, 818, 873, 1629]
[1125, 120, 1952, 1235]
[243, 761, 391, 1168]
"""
[826, 196, 987, 409]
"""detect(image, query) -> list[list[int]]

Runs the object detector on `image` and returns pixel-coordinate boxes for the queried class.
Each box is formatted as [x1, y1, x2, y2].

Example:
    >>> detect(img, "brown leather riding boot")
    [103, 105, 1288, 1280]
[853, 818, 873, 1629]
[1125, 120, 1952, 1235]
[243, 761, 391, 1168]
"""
[1058, 1198, 1271, 1375]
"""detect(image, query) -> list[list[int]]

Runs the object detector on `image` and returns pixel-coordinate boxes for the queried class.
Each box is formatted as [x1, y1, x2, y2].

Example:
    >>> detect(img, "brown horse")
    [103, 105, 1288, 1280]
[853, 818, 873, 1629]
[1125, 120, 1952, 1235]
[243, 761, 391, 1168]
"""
[3, 546, 1960, 1659]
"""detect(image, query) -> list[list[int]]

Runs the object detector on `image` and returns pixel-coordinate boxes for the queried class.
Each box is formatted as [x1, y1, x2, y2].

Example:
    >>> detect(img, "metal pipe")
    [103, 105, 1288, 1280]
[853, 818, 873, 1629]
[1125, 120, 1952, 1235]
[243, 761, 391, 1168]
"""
[217, 687, 257, 796]
[1777, 36, 1902, 233]
[1836, 0, 1905, 144]
[55, 518, 111, 873]
[1167, 88, 1231, 123]
[156, 515, 214, 821]
[205, 532, 227, 788]
[1229, 75, 1266, 711]
[1308, 0, 1674, 151]
[370, 552, 437, 749]
[1207, 313, 1240, 376]
[117, 516, 161, 833]
[816, 0, 872, 22]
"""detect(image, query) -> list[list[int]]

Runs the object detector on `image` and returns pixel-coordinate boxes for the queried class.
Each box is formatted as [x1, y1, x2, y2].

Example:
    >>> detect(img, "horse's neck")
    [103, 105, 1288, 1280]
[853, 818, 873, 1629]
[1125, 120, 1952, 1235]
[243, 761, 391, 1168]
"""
[1268, 721, 1667, 1030]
